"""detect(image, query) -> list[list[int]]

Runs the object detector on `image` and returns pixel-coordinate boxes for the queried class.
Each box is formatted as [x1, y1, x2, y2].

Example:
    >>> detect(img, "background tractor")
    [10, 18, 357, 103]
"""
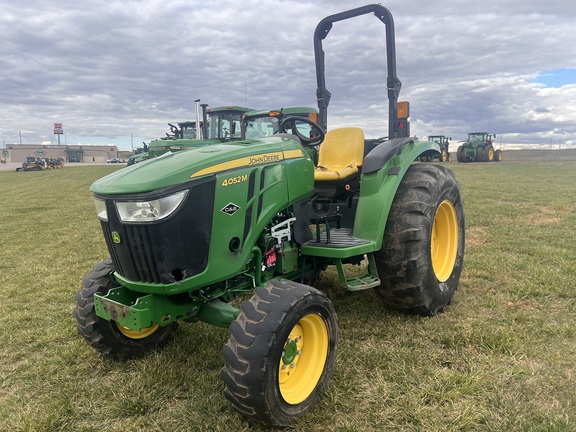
[127, 104, 254, 166]
[74, 4, 465, 427]
[242, 106, 321, 162]
[457, 132, 503, 162]
[422, 135, 451, 162]
[146, 105, 253, 158]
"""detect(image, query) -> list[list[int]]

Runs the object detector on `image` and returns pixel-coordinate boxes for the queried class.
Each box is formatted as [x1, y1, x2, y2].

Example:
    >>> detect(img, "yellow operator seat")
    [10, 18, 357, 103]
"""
[314, 127, 365, 181]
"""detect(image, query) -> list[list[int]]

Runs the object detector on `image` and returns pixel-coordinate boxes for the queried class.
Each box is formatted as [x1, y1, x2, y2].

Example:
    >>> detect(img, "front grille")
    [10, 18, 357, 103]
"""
[99, 178, 215, 284]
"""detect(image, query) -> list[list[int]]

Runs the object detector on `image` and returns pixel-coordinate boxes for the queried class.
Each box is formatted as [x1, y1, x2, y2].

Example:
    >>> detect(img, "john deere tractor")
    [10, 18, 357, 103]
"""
[424, 135, 451, 162]
[242, 106, 321, 162]
[457, 132, 502, 162]
[74, 4, 465, 427]
[146, 105, 254, 158]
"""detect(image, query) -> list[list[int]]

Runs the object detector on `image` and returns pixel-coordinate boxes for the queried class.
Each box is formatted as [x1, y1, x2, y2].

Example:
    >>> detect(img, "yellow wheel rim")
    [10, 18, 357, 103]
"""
[488, 147, 494, 160]
[278, 313, 328, 405]
[116, 322, 160, 339]
[431, 200, 458, 282]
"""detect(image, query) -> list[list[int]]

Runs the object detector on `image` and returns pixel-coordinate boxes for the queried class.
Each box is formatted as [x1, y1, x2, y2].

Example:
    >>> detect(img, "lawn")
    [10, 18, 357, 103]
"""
[0, 161, 574, 431]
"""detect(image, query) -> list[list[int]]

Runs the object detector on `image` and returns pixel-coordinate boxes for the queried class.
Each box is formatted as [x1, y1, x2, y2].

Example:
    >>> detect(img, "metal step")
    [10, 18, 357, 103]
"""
[304, 227, 370, 249]
[335, 254, 381, 291]
[344, 274, 381, 291]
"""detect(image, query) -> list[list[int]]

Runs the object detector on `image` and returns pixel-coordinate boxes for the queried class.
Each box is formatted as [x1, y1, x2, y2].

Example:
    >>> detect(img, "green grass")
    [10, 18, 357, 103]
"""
[0, 162, 575, 431]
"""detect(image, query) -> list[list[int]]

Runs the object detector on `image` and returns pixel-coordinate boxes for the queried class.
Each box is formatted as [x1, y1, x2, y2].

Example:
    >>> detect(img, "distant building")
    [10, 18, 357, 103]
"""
[3, 144, 131, 163]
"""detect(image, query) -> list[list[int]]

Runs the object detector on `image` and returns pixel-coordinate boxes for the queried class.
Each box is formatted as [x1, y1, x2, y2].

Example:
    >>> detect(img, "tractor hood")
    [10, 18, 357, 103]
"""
[91, 136, 310, 195]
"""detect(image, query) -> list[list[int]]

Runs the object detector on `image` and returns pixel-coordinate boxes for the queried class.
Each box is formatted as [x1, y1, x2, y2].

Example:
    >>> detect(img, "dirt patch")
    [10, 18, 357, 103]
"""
[466, 226, 489, 246]
[503, 299, 541, 312]
[525, 206, 562, 225]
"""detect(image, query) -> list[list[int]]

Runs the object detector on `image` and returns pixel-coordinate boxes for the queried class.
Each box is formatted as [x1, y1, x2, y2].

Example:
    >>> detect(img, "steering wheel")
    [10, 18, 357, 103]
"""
[279, 116, 325, 146]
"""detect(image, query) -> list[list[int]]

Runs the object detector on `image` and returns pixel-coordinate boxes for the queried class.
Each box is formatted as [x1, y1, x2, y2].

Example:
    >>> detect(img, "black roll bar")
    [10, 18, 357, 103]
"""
[314, 4, 402, 138]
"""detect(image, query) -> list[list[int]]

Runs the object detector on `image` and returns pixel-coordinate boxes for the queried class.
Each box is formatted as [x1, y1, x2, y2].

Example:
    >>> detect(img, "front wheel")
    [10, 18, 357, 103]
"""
[74, 257, 177, 360]
[221, 279, 338, 426]
[374, 164, 465, 315]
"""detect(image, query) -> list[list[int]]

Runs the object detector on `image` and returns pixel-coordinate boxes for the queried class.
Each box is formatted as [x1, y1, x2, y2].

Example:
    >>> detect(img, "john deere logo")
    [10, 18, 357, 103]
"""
[111, 232, 121, 244]
[221, 202, 240, 216]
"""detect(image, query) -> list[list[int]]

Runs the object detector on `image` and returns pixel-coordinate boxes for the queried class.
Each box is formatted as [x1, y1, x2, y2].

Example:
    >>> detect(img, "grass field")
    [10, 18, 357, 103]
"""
[0, 161, 574, 431]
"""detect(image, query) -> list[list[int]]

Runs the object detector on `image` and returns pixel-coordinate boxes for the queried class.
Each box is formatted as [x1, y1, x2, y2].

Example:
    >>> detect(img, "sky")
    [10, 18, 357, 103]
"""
[1, 0, 576, 151]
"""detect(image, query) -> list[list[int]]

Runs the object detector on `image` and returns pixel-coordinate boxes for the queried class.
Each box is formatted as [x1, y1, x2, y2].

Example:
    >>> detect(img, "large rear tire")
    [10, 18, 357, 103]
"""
[221, 279, 338, 426]
[483, 144, 494, 162]
[74, 257, 177, 360]
[440, 149, 448, 162]
[374, 164, 465, 315]
[456, 145, 466, 162]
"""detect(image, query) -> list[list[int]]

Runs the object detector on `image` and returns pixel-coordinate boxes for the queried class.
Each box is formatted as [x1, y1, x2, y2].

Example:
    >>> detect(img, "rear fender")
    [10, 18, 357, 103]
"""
[353, 138, 440, 248]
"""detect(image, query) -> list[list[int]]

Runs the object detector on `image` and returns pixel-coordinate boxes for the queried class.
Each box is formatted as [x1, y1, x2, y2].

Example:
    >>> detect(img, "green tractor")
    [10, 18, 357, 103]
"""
[242, 106, 321, 162]
[423, 135, 451, 162]
[242, 107, 319, 140]
[142, 106, 317, 161]
[147, 105, 254, 158]
[457, 131, 503, 162]
[126, 151, 149, 166]
[74, 4, 465, 427]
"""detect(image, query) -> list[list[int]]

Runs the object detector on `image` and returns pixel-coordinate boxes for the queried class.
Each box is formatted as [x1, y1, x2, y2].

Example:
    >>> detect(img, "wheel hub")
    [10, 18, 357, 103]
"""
[282, 338, 300, 365]
[278, 315, 328, 404]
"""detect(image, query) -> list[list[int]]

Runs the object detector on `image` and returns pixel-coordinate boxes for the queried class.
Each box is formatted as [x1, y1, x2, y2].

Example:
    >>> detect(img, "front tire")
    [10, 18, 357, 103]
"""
[374, 164, 465, 315]
[221, 279, 338, 426]
[74, 257, 177, 360]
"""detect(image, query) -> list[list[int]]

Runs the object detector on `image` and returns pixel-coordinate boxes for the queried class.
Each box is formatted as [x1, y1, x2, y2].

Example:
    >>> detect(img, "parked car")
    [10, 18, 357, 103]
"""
[107, 158, 125, 163]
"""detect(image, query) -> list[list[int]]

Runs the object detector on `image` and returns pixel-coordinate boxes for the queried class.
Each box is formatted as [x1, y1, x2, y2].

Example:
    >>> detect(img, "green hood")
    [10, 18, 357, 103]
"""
[91, 136, 309, 195]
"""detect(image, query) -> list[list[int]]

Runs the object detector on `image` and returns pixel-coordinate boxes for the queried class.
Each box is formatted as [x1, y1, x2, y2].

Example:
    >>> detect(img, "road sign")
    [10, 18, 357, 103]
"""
[54, 123, 63, 134]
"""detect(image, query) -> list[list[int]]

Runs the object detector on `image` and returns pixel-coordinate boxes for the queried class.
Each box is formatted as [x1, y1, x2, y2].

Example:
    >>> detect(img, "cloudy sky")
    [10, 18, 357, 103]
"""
[2, 0, 575, 151]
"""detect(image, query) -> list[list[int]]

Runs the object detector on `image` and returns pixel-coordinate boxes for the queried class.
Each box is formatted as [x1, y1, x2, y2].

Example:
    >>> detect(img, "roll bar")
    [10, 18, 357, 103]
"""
[314, 4, 403, 139]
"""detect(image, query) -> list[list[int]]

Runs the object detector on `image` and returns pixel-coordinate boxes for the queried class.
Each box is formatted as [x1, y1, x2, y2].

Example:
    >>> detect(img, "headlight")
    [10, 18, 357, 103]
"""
[94, 198, 108, 221]
[115, 190, 188, 223]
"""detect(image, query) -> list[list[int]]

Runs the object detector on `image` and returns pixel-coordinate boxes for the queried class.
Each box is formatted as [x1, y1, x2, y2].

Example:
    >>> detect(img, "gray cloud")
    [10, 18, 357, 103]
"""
[1, 0, 575, 149]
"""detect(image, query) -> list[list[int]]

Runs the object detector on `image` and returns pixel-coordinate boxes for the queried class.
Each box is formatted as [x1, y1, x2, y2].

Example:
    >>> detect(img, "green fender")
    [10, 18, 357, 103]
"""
[353, 138, 440, 249]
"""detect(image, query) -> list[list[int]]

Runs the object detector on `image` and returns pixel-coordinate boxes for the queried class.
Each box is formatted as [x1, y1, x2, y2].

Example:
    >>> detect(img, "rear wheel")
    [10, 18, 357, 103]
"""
[484, 145, 494, 162]
[440, 149, 448, 162]
[74, 257, 177, 360]
[456, 146, 465, 162]
[221, 279, 338, 426]
[374, 164, 465, 315]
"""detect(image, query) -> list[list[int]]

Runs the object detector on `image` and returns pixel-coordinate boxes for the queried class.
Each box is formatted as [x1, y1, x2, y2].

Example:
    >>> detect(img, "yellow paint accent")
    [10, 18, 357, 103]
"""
[283, 149, 304, 160]
[190, 151, 285, 178]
